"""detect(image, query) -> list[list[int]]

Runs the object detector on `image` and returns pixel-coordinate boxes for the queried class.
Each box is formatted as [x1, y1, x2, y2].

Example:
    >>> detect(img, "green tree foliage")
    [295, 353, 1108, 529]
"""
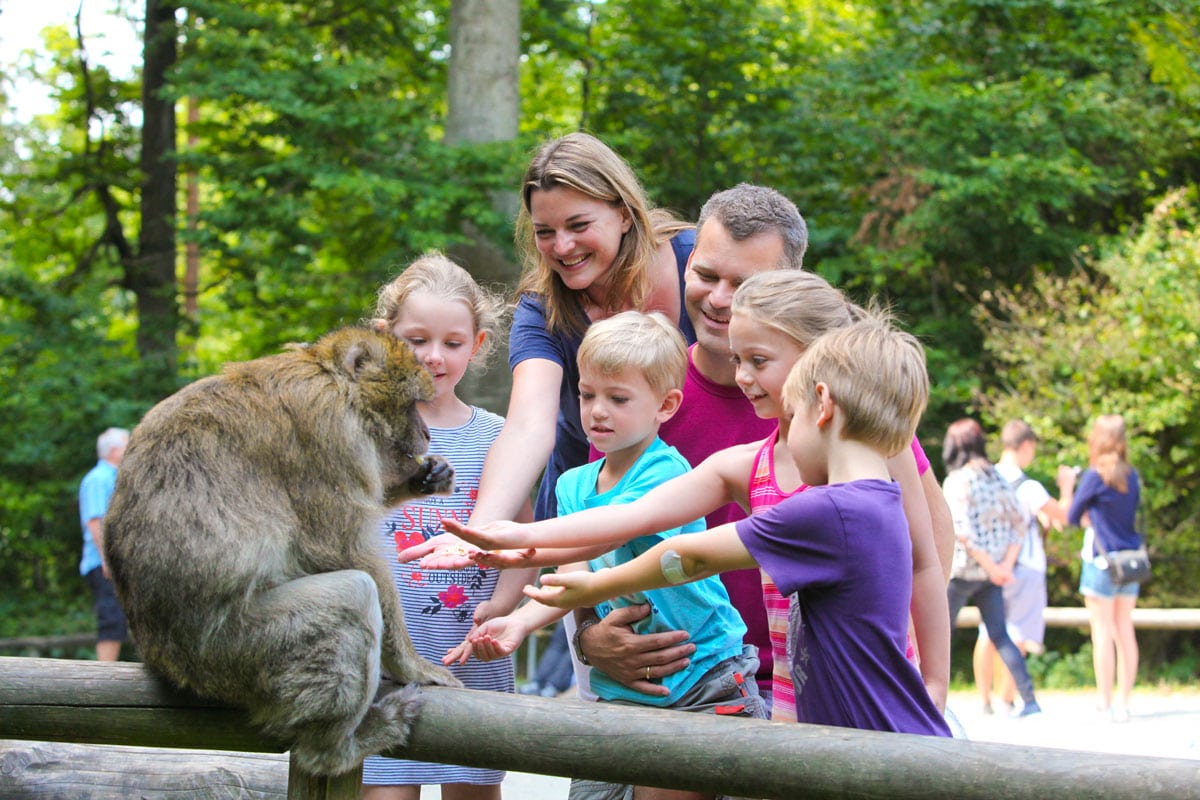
[806, 0, 1200, 435]
[528, 0, 1200, 441]
[0, 271, 149, 596]
[3, 0, 1200, 624]
[0, 21, 151, 599]
[976, 188, 1200, 607]
[173, 0, 527, 362]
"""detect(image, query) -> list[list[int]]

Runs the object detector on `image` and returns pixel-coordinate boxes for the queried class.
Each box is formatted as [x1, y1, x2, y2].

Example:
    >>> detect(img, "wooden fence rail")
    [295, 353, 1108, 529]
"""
[6, 607, 1195, 660]
[952, 606, 1200, 629]
[1, 656, 1198, 800]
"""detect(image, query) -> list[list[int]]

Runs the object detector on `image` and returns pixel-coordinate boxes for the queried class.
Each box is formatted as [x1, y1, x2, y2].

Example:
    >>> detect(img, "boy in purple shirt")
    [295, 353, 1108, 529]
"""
[523, 316, 951, 736]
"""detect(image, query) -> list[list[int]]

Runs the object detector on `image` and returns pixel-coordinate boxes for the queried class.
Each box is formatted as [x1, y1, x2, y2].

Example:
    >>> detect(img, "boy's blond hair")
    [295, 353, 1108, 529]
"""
[577, 311, 688, 397]
[782, 316, 928, 457]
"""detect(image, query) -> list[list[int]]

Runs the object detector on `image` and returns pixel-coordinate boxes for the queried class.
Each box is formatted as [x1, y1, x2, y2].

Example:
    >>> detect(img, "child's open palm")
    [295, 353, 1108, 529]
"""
[443, 614, 526, 665]
[442, 517, 532, 550]
[524, 571, 598, 609]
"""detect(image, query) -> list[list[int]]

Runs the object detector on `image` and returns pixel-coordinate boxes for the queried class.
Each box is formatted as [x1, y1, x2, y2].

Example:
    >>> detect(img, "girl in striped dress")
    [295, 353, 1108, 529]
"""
[364, 252, 534, 800]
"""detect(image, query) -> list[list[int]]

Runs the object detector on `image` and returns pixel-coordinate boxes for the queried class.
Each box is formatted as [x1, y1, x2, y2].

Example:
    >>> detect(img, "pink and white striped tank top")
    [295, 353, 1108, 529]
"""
[747, 429, 803, 723]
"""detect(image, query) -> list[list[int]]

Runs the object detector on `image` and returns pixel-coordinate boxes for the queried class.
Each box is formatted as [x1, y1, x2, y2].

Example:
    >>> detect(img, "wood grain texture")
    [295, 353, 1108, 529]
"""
[3, 657, 1199, 800]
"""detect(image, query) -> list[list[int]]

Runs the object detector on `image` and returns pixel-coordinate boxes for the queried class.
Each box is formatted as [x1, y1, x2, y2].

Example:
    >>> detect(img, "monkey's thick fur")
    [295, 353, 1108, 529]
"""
[105, 327, 461, 776]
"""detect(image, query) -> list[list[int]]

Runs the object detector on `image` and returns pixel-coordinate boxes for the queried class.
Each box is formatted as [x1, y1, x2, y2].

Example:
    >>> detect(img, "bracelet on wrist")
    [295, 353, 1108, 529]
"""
[572, 617, 601, 666]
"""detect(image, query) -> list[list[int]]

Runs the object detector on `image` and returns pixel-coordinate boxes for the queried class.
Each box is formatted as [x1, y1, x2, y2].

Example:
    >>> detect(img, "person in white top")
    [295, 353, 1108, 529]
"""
[973, 420, 1069, 714]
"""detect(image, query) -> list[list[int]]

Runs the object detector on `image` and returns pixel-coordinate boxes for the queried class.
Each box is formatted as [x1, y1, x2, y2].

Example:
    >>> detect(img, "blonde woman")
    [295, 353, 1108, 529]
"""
[1059, 414, 1142, 722]
[469, 133, 695, 528]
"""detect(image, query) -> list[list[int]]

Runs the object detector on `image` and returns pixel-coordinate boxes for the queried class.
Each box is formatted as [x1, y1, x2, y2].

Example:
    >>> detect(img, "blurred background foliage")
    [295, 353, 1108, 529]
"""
[1, 1, 1197, 670]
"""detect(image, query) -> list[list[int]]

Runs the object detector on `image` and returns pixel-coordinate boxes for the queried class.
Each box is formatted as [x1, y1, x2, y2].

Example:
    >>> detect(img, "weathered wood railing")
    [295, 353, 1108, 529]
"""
[953, 606, 1200, 629]
[2, 657, 1198, 800]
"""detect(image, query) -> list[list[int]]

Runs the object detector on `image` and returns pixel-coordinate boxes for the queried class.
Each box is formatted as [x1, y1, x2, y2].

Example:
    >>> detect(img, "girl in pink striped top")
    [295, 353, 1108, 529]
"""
[728, 272, 946, 721]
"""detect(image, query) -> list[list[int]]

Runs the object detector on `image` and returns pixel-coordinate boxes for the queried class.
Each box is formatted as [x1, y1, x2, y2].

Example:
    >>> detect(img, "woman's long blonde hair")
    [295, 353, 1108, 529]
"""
[1088, 413, 1133, 493]
[514, 132, 689, 336]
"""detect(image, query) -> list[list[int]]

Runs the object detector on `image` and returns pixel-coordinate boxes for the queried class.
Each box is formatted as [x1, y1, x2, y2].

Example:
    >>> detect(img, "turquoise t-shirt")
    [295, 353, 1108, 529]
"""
[555, 437, 747, 706]
[79, 460, 118, 575]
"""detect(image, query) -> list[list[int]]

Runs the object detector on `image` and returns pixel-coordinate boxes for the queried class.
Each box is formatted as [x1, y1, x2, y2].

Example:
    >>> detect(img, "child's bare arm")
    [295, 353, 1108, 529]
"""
[440, 451, 750, 552]
[479, 567, 541, 620]
[888, 447, 951, 710]
[527, 524, 754, 609]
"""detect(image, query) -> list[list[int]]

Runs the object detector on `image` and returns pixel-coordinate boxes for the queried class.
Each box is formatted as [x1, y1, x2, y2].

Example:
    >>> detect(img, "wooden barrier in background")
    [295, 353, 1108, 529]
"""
[2, 656, 1199, 800]
[5, 608, 1196, 659]
[952, 606, 1200, 629]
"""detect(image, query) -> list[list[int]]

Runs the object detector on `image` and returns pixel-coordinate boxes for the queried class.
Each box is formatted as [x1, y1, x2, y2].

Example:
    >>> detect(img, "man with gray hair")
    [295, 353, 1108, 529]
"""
[79, 427, 130, 661]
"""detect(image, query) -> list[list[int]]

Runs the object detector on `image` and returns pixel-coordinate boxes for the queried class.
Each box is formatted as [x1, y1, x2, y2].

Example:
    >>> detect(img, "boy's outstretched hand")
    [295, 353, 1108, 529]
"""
[442, 517, 532, 550]
[524, 571, 599, 609]
[471, 548, 537, 569]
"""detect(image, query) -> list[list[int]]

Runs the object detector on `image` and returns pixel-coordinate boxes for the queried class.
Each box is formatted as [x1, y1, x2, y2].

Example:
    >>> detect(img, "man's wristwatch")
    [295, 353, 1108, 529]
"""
[572, 617, 601, 665]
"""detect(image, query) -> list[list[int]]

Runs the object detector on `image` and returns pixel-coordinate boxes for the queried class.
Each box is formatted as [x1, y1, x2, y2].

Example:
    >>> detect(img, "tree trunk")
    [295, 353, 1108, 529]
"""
[445, 0, 521, 287]
[446, 0, 520, 147]
[444, 0, 522, 414]
[135, 0, 180, 397]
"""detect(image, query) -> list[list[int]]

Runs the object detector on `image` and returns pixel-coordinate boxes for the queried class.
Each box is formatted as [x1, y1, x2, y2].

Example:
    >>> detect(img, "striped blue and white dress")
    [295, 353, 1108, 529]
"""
[363, 407, 513, 787]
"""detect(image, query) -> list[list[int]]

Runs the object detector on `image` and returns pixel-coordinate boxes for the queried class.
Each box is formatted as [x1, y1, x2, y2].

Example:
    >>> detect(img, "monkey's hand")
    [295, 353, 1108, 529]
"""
[409, 454, 455, 495]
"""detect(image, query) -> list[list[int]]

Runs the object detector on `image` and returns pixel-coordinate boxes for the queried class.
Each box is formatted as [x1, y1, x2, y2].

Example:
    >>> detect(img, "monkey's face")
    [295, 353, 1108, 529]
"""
[317, 328, 437, 490]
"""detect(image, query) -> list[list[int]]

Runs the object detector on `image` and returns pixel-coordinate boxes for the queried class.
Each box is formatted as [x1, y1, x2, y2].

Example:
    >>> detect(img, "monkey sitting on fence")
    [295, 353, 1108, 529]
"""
[104, 327, 461, 776]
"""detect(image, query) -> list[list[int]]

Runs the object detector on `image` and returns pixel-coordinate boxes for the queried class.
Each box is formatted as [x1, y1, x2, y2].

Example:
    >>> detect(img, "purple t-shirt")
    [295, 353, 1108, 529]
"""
[735, 479, 950, 736]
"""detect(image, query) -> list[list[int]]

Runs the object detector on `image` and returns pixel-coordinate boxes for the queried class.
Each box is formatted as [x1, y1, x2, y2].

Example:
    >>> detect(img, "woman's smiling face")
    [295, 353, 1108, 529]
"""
[530, 185, 632, 297]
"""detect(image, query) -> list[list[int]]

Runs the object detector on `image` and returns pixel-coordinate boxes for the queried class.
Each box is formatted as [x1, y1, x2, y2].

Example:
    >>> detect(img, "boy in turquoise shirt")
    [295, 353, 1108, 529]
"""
[444, 310, 762, 719]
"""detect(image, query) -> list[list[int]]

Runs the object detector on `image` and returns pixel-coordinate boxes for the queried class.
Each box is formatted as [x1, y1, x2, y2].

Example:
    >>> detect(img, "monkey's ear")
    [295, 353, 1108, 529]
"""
[341, 339, 377, 376]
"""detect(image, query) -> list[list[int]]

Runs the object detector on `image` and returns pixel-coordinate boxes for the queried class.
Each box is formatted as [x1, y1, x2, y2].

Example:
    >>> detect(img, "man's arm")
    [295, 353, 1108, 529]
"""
[532, 529, 754, 692]
[1038, 468, 1075, 530]
[86, 518, 109, 578]
[573, 605, 692, 697]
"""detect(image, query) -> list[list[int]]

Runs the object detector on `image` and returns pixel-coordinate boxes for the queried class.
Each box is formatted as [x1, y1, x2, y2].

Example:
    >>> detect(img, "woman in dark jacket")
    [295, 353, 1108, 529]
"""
[1059, 414, 1142, 722]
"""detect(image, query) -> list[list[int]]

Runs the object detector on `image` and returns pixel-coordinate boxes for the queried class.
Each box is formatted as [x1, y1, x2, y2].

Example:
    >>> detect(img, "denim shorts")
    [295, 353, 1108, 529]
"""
[84, 566, 128, 641]
[604, 645, 767, 719]
[1080, 559, 1139, 600]
[569, 646, 765, 800]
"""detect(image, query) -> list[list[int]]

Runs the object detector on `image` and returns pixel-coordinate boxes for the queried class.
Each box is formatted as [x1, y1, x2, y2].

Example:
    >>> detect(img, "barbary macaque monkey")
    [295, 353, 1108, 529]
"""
[105, 327, 460, 776]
